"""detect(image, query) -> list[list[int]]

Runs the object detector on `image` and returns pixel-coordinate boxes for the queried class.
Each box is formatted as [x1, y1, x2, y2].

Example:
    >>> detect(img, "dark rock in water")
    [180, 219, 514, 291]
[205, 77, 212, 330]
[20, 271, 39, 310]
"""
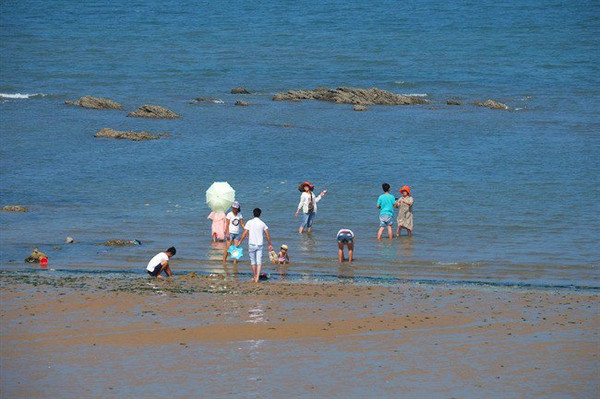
[235, 101, 250, 106]
[353, 105, 368, 111]
[94, 128, 168, 141]
[283, 124, 293, 128]
[25, 248, 47, 263]
[103, 239, 141, 247]
[273, 87, 429, 106]
[127, 105, 181, 119]
[1, 205, 28, 212]
[65, 96, 124, 110]
[474, 99, 508, 110]
[231, 87, 251, 94]
[192, 97, 222, 104]
[446, 100, 462, 106]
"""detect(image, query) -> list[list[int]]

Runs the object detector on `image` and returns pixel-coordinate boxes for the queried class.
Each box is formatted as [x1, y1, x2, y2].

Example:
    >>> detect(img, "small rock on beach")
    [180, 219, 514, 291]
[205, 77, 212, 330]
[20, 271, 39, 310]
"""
[65, 96, 124, 110]
[127, 105, 181, 119]
[94, 128, 168, 141]
[24, 249, 47, 263]
[1, 205, 28, 213]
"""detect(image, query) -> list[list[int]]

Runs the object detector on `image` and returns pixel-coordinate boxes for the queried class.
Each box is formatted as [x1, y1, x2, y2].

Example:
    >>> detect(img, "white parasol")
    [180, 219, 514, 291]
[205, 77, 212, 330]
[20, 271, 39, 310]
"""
[206, 182, 235, 212]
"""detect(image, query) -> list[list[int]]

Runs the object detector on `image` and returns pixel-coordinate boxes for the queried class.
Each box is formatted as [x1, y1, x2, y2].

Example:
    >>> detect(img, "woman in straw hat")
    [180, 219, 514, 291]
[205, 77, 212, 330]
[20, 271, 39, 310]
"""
[294, 181, 327, 234]
[395, 185, 414, 236]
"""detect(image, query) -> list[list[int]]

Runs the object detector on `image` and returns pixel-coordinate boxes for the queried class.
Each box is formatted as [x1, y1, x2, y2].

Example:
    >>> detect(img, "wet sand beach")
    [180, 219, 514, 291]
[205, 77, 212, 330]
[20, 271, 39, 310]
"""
[1, 272, 598, 398]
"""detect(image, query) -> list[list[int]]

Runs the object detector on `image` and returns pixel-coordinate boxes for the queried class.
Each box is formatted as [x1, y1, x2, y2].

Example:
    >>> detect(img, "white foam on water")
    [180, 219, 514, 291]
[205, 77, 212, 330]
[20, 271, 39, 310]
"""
[212, 99, 225, 104]
[0, 93, 46, 99]
[402, 93, 428, 97]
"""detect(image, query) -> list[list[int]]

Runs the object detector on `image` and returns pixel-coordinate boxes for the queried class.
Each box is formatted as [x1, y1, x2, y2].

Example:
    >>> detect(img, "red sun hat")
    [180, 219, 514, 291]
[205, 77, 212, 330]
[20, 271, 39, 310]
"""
[298, 181, 315, 192]
[399, 185, 411, 195]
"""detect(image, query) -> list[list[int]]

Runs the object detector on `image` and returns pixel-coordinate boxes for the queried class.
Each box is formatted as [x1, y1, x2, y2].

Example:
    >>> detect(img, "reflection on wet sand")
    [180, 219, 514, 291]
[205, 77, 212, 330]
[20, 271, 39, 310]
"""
[223, 262, 239, 280]
[208, 241, 227, 261]
[396, 236, 414, 258]
[276, 264, 289, 280]
[338, 263, 354, 279]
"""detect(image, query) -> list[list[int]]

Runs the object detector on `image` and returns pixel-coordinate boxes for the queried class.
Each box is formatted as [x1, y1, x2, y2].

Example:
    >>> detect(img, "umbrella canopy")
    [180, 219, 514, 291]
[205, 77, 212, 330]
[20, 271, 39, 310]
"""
[206, 182, 235, 212]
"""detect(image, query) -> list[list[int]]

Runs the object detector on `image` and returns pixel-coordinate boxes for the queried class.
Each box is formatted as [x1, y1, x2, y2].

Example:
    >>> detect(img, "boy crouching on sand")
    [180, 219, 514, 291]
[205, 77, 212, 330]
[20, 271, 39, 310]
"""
[146, 247, 176, 278]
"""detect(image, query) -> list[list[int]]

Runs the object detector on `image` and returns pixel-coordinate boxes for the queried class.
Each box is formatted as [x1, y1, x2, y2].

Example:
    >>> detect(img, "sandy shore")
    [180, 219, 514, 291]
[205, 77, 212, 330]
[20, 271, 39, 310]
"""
[1, 271, 598, 398]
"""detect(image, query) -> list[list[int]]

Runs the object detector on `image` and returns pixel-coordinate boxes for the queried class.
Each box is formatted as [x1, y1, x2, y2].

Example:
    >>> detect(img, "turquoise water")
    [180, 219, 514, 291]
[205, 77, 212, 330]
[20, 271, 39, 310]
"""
[1, 0, 599, 287]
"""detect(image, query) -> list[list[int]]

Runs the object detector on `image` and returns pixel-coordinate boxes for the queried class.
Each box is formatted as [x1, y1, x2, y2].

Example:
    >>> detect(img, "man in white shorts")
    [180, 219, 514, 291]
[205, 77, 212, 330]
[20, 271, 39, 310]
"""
[238, 208, 273, 282]
[146, 247, 176, 278]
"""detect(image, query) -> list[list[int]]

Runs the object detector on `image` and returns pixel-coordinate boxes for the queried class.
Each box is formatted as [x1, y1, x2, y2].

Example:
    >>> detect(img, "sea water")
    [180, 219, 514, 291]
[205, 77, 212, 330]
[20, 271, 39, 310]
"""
[1, 0, 599, 287]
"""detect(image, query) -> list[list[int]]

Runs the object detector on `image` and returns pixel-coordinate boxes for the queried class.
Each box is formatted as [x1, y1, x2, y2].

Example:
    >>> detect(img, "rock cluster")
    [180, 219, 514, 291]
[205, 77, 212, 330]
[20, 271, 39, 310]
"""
[273, 87, 429, 106]
[103, 239, 142, 246]
[1, 205, 28, 212]
[475, 99, 508, 110]
[127, 105, 181, 119]
[65, 96, 124, 110]
[94, 128, 168, 141]
[25, 249, 47, 263]
[193, 97, 219, 103]
[231, 87, 251, 94]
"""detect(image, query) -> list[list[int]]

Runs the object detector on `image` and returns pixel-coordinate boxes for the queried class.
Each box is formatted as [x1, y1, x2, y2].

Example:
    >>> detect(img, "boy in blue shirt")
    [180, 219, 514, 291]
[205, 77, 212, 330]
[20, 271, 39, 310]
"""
[376, 183, 395, 240]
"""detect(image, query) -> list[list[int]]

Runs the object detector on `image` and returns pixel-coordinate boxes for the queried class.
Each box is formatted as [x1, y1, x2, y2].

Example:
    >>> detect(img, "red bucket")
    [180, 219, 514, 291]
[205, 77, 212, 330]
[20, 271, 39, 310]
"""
[40, 257, 48, 267]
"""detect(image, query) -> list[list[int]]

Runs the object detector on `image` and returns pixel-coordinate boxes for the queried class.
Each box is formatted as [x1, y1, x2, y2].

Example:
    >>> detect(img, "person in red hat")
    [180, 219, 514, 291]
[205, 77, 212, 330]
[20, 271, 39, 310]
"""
[295, 181, 327, 234]
[395, 185, 414, 236]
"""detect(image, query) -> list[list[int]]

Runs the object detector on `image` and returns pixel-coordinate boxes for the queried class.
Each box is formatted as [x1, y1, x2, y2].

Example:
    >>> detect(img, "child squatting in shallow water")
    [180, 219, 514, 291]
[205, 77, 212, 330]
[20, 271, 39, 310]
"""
[277, 245, 290, 264]
[395, 185, 414, 236]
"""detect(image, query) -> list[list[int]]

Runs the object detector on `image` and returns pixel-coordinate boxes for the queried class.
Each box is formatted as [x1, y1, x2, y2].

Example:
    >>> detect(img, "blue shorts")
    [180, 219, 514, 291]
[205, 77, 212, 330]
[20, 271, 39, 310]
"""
[248, 244, 263, 265]
[229, 233, 241, 241]
[301, 212, 315, 228]
[337, 232, 354, 244]
[379, 214, 393, 227]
